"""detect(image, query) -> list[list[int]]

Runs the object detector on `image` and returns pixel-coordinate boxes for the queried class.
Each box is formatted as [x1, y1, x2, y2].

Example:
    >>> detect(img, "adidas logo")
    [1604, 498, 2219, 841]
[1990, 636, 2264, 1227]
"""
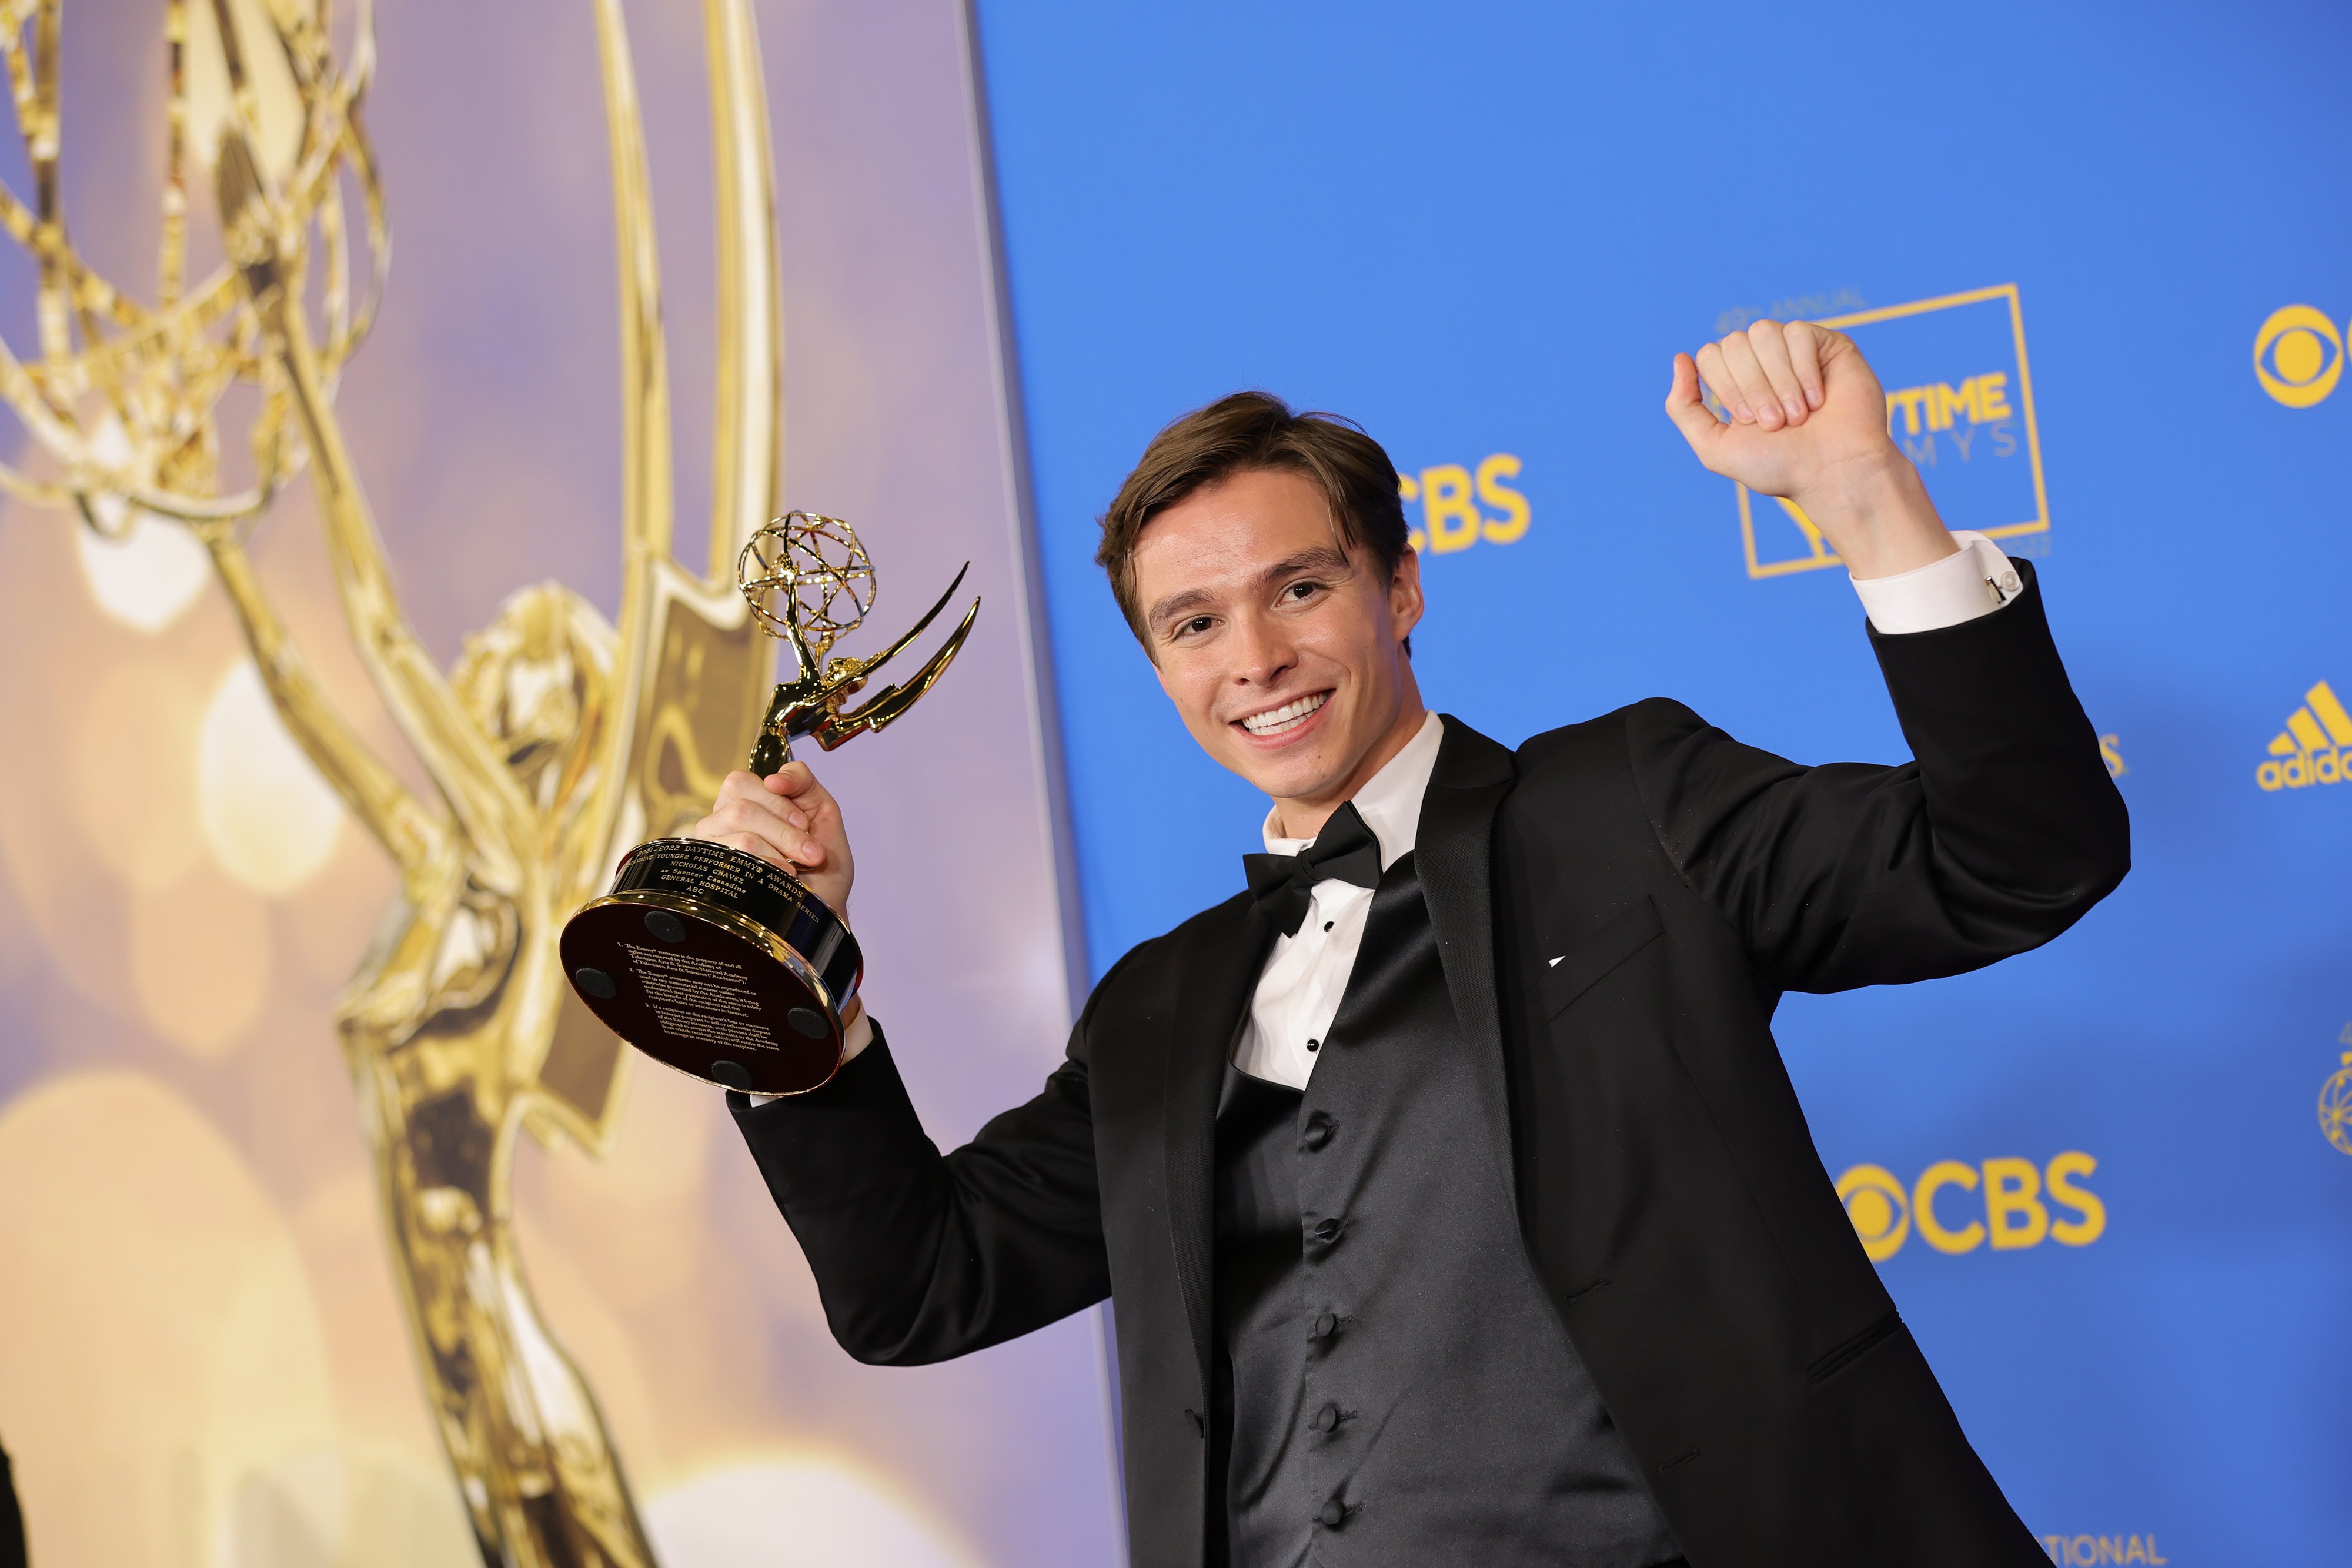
[2257, 680, 2352, 791]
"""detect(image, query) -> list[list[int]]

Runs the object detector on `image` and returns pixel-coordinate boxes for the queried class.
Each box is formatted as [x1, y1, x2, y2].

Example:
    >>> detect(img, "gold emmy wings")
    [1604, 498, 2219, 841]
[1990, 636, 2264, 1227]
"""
[0, 0, 801, 1561]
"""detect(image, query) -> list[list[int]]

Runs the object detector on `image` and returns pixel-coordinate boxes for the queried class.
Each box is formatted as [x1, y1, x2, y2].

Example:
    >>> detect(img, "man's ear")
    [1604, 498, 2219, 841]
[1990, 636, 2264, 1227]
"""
[1389, 547, 1425, 644]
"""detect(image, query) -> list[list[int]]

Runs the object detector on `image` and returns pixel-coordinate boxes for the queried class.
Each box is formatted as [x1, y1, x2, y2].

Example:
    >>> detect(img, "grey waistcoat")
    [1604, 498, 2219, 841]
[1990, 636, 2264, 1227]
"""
[1209, 851, 1683, 1567]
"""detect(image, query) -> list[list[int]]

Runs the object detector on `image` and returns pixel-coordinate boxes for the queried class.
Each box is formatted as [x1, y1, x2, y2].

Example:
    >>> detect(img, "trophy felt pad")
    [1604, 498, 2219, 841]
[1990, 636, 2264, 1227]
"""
[560, 838, 863, 1096]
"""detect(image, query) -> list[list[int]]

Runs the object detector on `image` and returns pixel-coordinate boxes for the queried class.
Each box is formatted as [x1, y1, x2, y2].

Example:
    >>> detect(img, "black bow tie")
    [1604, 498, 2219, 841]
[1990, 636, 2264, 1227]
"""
[1242, 801, 1384, 937]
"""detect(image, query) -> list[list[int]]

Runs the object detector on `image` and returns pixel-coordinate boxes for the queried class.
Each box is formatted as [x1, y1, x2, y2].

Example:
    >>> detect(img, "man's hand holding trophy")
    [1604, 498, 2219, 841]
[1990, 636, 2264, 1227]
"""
[560, 511, 977, 1096]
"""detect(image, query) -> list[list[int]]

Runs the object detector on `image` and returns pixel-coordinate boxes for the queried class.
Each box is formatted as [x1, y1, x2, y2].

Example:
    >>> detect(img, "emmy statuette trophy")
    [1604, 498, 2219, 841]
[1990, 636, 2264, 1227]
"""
[562, 512, 977, 1095]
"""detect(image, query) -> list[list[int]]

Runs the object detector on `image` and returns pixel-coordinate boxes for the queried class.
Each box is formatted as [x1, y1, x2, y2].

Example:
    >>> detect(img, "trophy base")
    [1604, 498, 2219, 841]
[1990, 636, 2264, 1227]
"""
[559, 837, 864, 1096]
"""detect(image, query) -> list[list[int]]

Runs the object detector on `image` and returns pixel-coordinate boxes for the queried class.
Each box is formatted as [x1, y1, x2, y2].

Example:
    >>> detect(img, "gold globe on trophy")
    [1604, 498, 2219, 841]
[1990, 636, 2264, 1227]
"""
[560, 511, 977, 1096]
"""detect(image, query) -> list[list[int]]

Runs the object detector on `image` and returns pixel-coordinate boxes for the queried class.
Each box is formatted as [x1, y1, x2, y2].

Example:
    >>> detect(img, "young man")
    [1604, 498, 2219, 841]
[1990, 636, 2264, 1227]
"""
[699, 321, 2127, 1567]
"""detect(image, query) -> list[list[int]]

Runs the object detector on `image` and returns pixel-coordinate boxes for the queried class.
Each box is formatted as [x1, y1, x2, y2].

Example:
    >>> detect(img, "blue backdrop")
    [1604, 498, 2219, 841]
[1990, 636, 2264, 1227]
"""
[974, 2, 2352, 1562]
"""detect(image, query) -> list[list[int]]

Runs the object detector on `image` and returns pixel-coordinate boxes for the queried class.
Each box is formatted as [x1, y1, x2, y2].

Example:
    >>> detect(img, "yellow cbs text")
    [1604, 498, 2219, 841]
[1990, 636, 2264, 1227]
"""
[1836, 1152, 2106, 1262]
[1399, 454, 1529, 556]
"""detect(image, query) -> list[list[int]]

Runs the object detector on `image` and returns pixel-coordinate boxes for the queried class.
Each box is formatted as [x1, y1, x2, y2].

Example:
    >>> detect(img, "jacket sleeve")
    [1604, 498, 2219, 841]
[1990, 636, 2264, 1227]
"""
[1626, 561, 2129, 993]
[727, 1007, 1109, 1366]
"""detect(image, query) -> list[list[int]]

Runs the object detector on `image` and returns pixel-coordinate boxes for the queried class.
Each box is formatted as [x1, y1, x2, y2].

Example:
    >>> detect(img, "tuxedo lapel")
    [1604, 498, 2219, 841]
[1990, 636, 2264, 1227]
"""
[1160, 896, 1277, 1390]
[1416, 714, 1520, 1206]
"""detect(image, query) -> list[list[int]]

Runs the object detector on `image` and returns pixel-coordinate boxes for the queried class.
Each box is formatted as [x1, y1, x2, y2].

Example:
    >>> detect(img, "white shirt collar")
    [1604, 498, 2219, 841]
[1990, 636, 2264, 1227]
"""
[1260, 708, 1444, 871]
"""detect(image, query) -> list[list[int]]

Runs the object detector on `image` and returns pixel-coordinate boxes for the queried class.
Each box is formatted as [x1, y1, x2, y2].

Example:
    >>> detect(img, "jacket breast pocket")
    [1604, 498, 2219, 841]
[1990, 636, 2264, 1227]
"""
[1535, 895, 1665, 1022]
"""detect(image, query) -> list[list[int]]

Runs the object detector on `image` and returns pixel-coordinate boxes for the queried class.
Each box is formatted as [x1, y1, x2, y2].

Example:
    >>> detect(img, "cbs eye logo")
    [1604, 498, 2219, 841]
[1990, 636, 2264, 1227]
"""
[1835, 1153, 2105, 1261]
[2254, 305, 2345, 408]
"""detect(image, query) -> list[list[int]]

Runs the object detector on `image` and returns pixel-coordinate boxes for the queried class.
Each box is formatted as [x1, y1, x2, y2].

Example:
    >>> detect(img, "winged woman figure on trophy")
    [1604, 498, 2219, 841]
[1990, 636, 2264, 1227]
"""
[0, 0, 970, 1563]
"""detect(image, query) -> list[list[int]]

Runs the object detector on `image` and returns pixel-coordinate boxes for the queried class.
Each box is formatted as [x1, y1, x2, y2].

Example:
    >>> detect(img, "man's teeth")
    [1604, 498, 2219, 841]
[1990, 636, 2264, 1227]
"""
[1241, 693, 1327, 736]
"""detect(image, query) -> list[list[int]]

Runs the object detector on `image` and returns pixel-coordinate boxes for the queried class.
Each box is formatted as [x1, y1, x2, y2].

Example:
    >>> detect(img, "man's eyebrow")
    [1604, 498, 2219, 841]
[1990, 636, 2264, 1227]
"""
[1142, 546, 1357, 634]
[1144, 585, 1217, 631]
[1257, 546, 1353, 588]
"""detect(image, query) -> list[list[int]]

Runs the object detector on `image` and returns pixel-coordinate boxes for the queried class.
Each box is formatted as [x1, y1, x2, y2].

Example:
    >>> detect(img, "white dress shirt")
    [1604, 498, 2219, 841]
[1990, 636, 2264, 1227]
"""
[1232, 532, 2022, 1090]
[1232, 709, 1445, 1086]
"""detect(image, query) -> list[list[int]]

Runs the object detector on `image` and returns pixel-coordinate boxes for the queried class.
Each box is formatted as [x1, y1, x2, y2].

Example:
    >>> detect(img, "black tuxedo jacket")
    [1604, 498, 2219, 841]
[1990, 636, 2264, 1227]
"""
[0, 1438, 24, 1568]
[733, 564, 2129, 1567]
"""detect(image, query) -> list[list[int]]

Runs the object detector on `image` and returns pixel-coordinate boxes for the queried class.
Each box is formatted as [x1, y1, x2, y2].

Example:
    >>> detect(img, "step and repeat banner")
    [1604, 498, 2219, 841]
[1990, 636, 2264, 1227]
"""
[976, 2, 2350, 1564]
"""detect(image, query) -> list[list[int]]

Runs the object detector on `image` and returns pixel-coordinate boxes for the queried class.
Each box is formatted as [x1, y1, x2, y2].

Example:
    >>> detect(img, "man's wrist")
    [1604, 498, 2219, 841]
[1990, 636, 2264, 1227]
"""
[1793, 449, 1956, 580]
[747, 1005, 874, 1105]
[837, 998, 872, 1062]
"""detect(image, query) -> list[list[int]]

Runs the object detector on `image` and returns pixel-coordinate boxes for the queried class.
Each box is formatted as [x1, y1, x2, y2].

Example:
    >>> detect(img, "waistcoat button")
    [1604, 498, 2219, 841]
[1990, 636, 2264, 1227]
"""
[1311, 1402, 1340, 1432]
[1310, 1216, 1342, 1243]
[1301, 1114, 1334, 1150]
[1311, 1310, 1338, 1339]
[1318, 1499, 1347, 1529]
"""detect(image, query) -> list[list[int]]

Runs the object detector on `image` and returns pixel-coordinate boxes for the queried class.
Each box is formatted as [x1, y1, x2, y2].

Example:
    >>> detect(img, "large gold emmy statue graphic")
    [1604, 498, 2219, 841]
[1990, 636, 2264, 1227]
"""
[0, 0, 877, 1560]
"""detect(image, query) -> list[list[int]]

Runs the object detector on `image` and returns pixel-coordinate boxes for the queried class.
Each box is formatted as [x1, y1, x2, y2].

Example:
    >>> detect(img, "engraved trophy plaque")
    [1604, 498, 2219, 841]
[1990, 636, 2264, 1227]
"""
[561, 513, 978, 1094]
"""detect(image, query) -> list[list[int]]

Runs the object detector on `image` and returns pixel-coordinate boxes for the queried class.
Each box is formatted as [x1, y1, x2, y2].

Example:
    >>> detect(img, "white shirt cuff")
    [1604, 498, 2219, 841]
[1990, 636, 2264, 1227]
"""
[747, 1009, 873, 1105]
[1849, 530, 2024, 635]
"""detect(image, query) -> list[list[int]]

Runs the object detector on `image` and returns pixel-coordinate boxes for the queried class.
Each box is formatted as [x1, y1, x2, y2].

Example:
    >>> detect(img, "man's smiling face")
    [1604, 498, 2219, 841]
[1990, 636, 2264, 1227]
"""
[1132, 466, 1426, 835]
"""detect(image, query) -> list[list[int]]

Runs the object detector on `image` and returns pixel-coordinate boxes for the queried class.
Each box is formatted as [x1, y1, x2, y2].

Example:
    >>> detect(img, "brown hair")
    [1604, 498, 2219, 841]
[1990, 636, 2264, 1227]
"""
[1096, 390, 1411, 651]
